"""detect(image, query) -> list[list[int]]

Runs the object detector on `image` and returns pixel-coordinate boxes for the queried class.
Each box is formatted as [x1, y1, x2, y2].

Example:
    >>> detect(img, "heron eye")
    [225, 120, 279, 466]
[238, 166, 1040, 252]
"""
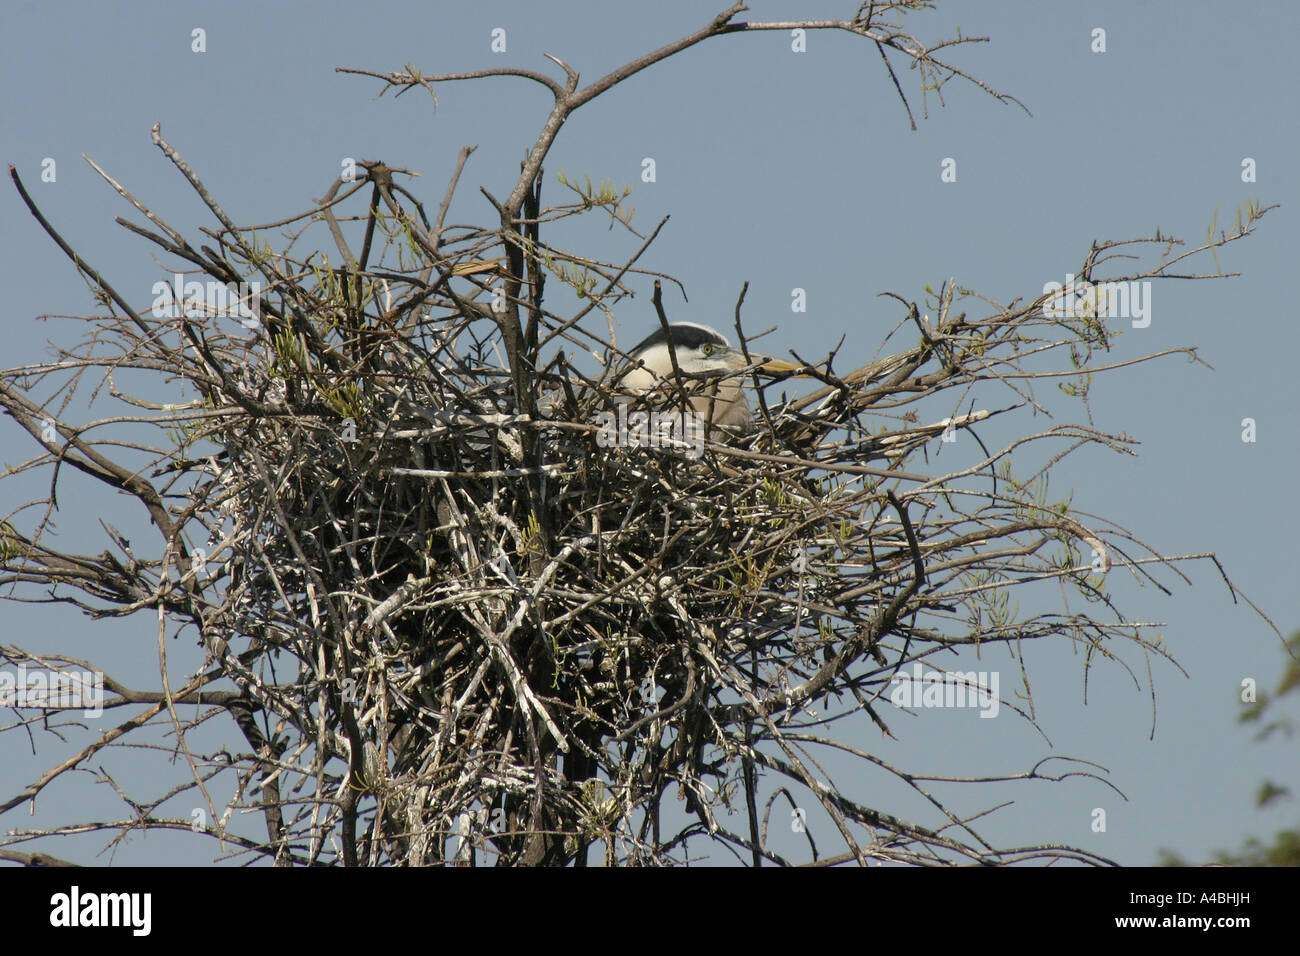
[700, 343, 713, 357]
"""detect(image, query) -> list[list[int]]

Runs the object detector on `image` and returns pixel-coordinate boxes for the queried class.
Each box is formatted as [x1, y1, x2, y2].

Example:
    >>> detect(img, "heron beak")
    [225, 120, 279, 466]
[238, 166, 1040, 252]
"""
[753, 355, 813, 377]
[717, 347, 814, 377]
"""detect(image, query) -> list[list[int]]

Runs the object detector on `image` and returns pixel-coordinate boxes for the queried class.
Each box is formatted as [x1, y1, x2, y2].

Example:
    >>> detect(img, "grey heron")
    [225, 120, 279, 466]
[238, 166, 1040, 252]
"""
[616, 322, 806, 432]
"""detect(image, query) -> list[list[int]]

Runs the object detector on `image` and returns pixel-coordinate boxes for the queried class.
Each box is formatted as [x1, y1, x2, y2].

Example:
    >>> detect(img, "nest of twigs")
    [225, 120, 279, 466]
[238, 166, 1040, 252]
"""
[200, 282, 931, 866]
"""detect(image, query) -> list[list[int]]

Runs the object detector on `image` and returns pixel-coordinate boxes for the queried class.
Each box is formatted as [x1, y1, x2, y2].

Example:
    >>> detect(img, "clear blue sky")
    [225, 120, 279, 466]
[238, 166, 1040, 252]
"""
[1, 1, 1296, 865]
